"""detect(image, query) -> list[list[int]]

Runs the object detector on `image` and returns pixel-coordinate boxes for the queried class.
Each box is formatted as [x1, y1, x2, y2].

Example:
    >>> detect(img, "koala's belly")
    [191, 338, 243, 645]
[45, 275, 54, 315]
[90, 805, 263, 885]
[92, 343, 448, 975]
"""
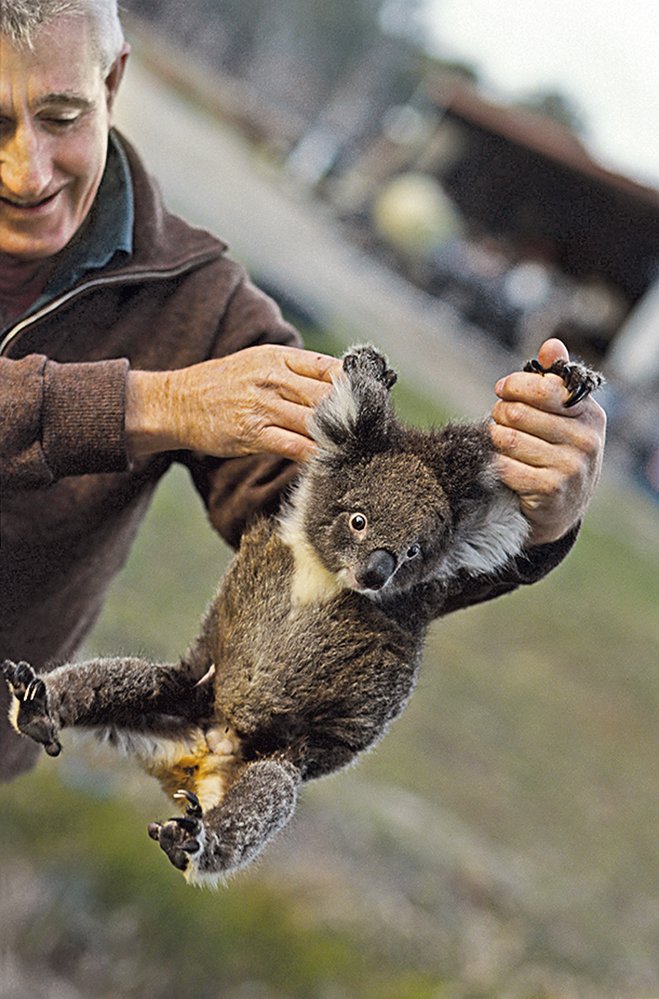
[211, 520, 420, 744]
[131, 723, 243, 812]
[216, 587, 416, 739]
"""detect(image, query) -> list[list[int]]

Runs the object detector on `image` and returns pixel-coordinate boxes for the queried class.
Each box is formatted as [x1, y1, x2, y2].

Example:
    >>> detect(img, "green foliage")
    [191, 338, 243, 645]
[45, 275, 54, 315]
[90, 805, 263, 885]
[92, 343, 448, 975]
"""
[1, 768, 443, 998]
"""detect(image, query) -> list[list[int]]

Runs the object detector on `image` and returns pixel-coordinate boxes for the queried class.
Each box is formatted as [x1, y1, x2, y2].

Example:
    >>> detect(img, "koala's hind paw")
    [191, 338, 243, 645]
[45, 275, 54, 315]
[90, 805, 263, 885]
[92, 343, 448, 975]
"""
[1, 660, 61, 757]
[148, 789, 203, 872]
[343, 345, 397, 390]
[523, 357, 604, 408]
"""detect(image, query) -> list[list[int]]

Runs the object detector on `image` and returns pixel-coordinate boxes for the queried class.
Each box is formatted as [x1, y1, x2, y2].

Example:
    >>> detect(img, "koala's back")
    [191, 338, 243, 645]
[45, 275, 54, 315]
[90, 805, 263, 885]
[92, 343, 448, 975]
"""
[202, 517, 423, 777]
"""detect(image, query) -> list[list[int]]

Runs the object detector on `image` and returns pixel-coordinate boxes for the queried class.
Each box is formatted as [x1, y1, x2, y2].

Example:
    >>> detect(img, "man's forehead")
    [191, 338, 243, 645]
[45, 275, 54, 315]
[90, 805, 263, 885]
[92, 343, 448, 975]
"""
[0, 18, 103, 112]
[0, 74, 101, 114]
[1, 13, 101, 68]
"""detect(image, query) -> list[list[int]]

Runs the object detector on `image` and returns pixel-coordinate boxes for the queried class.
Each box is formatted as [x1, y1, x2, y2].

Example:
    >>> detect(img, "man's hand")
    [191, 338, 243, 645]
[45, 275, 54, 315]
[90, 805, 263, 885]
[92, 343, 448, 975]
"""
[490, 338, 606, 545]
[126, 345, 342, 463]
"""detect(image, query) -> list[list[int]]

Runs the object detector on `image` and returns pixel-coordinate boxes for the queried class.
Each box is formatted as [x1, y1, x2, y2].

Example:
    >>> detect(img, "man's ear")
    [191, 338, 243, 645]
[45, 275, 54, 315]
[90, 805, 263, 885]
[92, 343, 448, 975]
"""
[105, 42, 131, 114]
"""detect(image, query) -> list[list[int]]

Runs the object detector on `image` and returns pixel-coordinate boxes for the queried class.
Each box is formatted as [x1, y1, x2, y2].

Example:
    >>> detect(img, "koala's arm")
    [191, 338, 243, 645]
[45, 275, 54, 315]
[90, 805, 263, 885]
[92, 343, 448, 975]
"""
[438, 523, 580, 616]
[3, 657, 212, 752]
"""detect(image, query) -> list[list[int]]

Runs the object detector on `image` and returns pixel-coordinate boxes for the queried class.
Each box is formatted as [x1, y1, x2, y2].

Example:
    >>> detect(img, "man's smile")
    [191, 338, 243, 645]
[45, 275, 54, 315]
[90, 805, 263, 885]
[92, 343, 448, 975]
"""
[0, 189, 62, 213]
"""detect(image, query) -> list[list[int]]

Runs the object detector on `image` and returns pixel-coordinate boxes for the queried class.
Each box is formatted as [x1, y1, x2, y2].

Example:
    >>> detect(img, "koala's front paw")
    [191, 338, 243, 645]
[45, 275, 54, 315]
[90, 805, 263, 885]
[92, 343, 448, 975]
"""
[343, 345, 397, 390]
[1, 660, 61, 757]
[523, 357, 604, 408]
[148, 789, 204, 873]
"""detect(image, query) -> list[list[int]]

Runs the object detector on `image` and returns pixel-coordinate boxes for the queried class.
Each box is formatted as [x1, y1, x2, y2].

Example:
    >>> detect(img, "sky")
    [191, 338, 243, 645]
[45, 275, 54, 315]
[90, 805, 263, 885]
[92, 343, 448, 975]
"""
[421, 0, 659, 188]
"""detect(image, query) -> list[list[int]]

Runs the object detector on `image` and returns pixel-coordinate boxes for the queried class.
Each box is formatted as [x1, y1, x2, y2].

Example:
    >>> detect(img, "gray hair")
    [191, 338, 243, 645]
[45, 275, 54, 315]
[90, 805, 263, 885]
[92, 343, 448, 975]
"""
[0, 0, 125, 73]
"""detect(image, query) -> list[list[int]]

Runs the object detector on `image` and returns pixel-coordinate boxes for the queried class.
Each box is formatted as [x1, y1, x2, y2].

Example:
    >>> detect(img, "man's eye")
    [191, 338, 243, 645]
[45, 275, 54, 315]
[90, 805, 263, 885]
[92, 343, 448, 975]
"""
[43, 115, 79, 128]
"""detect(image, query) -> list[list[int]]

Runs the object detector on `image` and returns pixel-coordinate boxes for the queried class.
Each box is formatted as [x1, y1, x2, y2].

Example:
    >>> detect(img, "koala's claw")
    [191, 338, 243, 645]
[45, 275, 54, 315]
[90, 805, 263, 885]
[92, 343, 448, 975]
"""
[148, 790, 204, 871]
[343, 345, 397, 390]
[523, 357, 604, 408]
[1, 660, 61, 757]
[174, 788, 203, 818]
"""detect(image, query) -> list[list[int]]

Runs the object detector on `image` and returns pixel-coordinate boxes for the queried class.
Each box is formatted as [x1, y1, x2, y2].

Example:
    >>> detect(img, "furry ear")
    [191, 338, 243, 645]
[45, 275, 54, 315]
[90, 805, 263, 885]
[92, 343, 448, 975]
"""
[429, 421, 495, 510]
[311, 345, 398, 458]
[436, 482, 530, 578]
[428, 421, 530, 577]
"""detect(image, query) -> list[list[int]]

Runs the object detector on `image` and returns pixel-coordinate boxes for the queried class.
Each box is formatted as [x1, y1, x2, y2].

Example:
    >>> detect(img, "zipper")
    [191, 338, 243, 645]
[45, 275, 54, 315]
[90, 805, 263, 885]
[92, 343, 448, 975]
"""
[0, 256, 219, 357]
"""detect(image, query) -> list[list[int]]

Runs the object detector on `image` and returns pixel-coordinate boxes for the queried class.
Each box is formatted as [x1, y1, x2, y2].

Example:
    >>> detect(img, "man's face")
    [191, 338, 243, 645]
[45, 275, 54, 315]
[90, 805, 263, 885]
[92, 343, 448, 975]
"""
[0, 14, 126, 261]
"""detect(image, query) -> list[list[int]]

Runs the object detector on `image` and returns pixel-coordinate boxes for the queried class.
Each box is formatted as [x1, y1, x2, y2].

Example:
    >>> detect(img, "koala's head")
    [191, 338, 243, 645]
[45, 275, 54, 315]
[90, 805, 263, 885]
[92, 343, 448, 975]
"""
[283, 343, 469, 597]
[300, 449, 454, 596]
[281, 343, 529, 598]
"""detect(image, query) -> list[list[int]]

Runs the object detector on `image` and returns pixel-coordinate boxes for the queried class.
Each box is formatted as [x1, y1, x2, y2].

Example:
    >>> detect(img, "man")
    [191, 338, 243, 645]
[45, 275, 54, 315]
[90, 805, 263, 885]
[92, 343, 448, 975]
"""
[0, 0, 606, 780]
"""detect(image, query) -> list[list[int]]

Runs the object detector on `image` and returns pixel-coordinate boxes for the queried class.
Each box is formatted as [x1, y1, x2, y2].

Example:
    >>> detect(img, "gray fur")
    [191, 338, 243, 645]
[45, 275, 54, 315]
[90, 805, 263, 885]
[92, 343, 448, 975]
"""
[3, 345, 536, 886]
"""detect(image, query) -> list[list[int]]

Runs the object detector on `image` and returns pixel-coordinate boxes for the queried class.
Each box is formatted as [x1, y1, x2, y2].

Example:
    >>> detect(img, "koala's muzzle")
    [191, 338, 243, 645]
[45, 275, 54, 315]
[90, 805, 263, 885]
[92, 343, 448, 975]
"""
[355, 550, 396, 591]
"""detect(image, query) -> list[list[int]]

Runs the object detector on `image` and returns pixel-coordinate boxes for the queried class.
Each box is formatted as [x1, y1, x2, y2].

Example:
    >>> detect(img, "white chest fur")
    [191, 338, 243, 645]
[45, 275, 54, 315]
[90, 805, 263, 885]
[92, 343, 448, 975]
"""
[278, 492, 347, 607]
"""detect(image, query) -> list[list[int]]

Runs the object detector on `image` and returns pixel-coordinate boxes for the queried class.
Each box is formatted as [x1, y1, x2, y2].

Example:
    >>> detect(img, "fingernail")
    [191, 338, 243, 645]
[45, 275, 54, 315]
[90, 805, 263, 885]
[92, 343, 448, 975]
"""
[495, 379, 505, 395]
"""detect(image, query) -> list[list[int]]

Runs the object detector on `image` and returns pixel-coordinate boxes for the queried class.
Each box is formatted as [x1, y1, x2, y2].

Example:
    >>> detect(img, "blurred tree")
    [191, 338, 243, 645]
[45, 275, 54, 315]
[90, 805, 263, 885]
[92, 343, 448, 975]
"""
[288, 0, 383, 79]
[126, 0, 400, 120]
[128, 0, 395, 85]
[380, 0, 427, 43]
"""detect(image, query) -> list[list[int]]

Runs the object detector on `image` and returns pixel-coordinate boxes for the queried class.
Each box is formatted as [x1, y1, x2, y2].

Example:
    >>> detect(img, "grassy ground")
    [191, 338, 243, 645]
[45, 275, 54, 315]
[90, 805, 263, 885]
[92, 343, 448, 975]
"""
[2, 331, 657, 998]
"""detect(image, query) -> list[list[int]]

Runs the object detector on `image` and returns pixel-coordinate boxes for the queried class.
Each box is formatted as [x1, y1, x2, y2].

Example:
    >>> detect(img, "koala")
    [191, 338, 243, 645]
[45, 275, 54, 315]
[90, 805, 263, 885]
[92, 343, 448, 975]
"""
[2, 346, 602, 887]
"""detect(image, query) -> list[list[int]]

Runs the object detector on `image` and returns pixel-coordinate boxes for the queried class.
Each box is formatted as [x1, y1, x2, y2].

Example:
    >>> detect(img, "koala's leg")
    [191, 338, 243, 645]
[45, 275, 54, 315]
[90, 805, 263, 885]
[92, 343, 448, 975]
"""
[1, 657, 211, 755]
[148, 757, 301, 885]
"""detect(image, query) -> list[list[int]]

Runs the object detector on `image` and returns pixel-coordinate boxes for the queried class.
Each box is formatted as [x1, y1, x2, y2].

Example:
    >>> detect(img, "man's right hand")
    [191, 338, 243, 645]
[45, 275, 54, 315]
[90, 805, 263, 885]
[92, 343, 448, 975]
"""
[126, 345, 342, 463]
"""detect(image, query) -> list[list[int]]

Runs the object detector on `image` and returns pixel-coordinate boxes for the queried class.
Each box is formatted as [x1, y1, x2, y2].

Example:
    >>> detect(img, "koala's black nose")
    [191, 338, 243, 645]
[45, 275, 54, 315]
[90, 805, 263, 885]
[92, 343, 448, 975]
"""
[357, 549, 396, 590]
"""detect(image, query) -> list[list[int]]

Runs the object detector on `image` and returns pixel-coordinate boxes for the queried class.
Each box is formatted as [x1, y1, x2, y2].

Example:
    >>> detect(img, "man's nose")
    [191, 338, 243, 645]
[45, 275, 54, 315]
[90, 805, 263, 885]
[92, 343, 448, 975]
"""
[0, 124, 53, 200]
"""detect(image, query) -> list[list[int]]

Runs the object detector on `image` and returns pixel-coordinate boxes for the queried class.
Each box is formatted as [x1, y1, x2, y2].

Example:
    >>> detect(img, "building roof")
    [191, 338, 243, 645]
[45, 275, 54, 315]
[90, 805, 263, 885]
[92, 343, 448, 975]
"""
[430, 77, 659, 209]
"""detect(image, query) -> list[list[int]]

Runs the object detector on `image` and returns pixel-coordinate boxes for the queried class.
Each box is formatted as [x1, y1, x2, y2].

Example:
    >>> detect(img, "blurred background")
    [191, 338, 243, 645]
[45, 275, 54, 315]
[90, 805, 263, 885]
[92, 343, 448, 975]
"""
[1, 2, 658, 997]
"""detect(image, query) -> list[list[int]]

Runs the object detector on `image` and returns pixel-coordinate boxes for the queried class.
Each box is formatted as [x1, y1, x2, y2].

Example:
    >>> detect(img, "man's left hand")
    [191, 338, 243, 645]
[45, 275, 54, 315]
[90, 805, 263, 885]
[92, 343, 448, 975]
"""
[490, 338, 606, 545]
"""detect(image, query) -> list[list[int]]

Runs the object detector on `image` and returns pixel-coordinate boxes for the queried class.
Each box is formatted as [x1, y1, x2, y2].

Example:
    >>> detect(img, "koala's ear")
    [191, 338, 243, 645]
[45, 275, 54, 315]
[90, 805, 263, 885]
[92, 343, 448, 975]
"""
[311, 344, 398, 456]
[429, 420, 531, 577]
[428, 421, 495, 506]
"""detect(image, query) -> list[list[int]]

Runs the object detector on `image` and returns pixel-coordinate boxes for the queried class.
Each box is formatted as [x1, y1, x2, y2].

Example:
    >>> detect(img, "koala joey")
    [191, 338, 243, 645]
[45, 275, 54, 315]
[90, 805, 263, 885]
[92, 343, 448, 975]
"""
[3, 346, 602, 887]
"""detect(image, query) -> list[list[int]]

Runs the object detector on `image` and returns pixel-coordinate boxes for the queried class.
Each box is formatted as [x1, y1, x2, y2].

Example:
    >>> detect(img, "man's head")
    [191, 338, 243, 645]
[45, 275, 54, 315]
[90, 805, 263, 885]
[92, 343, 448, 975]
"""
[1, 0, 125, 75]
[0, 0, 130, 261]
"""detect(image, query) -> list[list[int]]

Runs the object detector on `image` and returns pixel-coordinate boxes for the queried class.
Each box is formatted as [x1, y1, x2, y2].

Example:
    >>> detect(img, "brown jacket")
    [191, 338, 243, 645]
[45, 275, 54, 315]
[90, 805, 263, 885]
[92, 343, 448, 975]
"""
[0, 133, 306, 775]
[0, 132, 576, 779]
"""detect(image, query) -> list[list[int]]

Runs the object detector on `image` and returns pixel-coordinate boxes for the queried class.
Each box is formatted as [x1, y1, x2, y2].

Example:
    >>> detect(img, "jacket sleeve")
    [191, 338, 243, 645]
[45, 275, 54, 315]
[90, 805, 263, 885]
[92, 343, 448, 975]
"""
[1, 355, 130, 490]
[438, 523, 580, 616]
[181, 273, 304, 548]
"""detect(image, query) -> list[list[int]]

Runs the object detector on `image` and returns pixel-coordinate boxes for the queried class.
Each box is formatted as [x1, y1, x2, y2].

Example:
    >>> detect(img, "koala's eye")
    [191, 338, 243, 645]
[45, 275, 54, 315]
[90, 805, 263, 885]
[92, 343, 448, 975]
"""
[406, 543, 421, 559]
[349, 512, 368, 534]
